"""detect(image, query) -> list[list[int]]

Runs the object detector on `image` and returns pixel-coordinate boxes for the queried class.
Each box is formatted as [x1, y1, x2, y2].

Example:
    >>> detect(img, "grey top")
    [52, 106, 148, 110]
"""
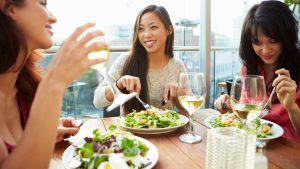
[93, 53, 187, 110]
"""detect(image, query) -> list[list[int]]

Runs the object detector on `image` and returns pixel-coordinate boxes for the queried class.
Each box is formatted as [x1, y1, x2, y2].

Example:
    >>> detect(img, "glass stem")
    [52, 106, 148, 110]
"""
[189, 113, 194, 134]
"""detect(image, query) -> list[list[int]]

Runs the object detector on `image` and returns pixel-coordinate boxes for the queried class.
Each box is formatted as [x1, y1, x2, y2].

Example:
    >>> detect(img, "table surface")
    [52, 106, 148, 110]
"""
[54, 109, 300, 169]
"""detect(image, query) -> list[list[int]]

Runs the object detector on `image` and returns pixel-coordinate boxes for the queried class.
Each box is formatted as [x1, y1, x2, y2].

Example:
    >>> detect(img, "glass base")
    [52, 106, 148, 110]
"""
[179, 133, 202, 144]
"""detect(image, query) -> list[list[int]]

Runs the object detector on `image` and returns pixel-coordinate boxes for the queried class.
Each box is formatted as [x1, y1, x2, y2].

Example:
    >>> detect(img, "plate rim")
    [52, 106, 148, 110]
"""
[204, 115, 284, 141]
[115, 114, 189, 134]
[62, 135, 159, 169]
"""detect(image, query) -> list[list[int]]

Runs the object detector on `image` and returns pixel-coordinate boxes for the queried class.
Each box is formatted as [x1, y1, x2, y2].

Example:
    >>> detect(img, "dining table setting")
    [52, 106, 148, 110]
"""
[54, 108, 300, 169]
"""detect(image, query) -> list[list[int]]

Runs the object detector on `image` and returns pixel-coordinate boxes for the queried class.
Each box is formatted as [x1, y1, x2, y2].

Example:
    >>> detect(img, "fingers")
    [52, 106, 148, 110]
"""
[118, 75, 141, 95]
[273, 68, 297, 94]
[275, 68, 290, 78]
[58, 127, 80, 135]
[45, 22, 108, 88]
[77, 29, 105, 47]
[164, 82, 178, 102]
[60, 117, 74, 127]
[60, 117, 82, 127]
[214, 94, 230, 114]
[276, 79, 297, 94]
[58, 127, 80, 142]
[68, 22, 96, 42]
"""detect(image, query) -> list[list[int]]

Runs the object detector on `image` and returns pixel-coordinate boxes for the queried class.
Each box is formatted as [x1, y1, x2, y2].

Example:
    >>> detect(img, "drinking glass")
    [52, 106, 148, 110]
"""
[85, 25, 136, 112]
[229, 75, 266, 129]
[81, 25, 110, 70]
[205, 127, 256, 169]
[178, 72, 206, 143]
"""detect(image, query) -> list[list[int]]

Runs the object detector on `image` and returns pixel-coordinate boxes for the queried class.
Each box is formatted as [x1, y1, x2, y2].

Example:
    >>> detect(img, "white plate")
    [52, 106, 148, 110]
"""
[62, 135, 159, 169]
[115, 114, 189, 134]
[204, 115, 284, 141]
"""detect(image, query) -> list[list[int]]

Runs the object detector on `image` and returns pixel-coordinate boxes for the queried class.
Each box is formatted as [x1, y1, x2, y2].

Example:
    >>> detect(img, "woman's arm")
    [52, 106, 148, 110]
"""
[287, 102, 300, 134]
[274, 69, 300, 134]
[0, 22, 106, 169]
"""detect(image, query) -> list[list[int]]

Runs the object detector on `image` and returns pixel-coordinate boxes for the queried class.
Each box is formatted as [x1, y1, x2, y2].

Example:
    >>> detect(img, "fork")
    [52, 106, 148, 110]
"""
[258, 87, 276, 118]
[136, 96, 151, 110]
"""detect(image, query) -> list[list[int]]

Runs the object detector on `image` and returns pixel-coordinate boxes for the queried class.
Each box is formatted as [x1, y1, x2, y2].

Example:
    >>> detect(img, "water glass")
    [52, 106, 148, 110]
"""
[205, 127, 256, 169]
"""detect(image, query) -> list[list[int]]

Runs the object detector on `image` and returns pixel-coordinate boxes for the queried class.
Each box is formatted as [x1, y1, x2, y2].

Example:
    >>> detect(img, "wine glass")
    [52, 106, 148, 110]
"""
[178, 72, 206, 144]
[229, 75, 266, 129]
[85, 25, 137, 112]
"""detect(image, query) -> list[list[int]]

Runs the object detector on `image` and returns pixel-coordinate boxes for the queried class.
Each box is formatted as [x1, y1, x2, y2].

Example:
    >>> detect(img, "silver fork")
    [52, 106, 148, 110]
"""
[136, 96, 151, 110]
[259, 87, 276, 118]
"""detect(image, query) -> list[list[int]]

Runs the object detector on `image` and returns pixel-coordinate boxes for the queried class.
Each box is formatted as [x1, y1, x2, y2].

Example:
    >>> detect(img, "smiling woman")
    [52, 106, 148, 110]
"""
[215, 0, 300, 141]
[0, 0, 107, 168]
[93, 4, 187, 115]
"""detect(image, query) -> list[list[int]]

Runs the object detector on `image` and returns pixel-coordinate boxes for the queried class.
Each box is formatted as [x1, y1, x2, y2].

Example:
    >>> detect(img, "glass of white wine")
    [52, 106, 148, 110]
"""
[84, 25, 136, 112]
[229, 75, 266, 129]
[178, 72, 206, 144]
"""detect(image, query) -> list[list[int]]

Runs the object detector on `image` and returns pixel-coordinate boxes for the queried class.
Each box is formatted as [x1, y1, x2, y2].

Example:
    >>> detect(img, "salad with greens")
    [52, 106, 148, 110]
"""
[67, 125, 150, 169]
[209, 113, 272, 138]
[121, 108, 184, 129]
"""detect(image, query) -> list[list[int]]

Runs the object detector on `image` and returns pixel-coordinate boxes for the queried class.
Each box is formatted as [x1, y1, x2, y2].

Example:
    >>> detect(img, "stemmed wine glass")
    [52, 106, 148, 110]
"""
[85, 26, 137, 112]
[178, 72, 206, 144]
[229, 75, 266, 129]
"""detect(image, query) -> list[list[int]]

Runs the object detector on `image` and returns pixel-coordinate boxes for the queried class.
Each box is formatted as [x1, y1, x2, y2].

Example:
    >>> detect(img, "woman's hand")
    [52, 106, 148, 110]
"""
[214, 94, 232, 114]
[56, 118, 82, 143]
[164, 81, 178, 102]
[273, 69, 298, 111]
[44, 22, 108, 90]
[116, 75, 141, 95]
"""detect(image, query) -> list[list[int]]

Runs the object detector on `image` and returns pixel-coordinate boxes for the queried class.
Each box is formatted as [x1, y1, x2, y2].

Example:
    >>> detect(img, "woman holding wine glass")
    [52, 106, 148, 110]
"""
[93, 5, 187, 114]
[0, 0, 107, 168]
[215, 0, 300, 141]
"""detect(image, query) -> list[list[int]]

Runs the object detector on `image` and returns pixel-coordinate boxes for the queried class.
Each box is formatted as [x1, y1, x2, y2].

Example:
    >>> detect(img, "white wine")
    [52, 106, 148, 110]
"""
[233, 103, 262, 120]
[89, 48, 109, 70]
[179, 95, 205, 115]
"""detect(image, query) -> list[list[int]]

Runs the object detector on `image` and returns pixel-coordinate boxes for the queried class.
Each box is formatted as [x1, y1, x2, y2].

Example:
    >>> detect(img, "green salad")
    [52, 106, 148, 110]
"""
[122, 108, 184, 129]
[210, 113, 272, 138]
[69, 125, 150, 169]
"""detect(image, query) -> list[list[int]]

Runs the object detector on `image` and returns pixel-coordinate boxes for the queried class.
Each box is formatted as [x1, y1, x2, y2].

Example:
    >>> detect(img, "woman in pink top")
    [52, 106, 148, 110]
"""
[0, 0, 107, 168]
[215, 1, 300, 141]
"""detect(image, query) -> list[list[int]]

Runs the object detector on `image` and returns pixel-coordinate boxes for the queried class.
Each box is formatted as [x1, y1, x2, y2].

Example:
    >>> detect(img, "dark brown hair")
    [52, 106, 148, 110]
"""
[240, 0, 300, 102]
[1, 0, 41, 112]
[121, 5, 174, 113]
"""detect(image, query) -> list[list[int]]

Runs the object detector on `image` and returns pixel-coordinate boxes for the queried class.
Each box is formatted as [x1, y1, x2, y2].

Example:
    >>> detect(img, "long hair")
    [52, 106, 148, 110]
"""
[240, 0, 300, 101]
[1, 1, 41, 112]
[121, 5, 174, 113]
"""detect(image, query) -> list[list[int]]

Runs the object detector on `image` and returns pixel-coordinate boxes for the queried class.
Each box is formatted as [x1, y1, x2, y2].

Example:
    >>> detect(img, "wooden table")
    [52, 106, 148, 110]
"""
[55, 109, 300, 169]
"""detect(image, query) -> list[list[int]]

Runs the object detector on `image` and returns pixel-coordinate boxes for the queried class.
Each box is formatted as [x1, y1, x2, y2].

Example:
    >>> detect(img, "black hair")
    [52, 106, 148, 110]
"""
[121, 5, 174, 113]
[240, 0, 300, 102]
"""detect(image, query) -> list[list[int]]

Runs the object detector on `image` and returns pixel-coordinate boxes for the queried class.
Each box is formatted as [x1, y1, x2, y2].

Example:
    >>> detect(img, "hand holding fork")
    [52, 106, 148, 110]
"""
[258, 87, 275, 118]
